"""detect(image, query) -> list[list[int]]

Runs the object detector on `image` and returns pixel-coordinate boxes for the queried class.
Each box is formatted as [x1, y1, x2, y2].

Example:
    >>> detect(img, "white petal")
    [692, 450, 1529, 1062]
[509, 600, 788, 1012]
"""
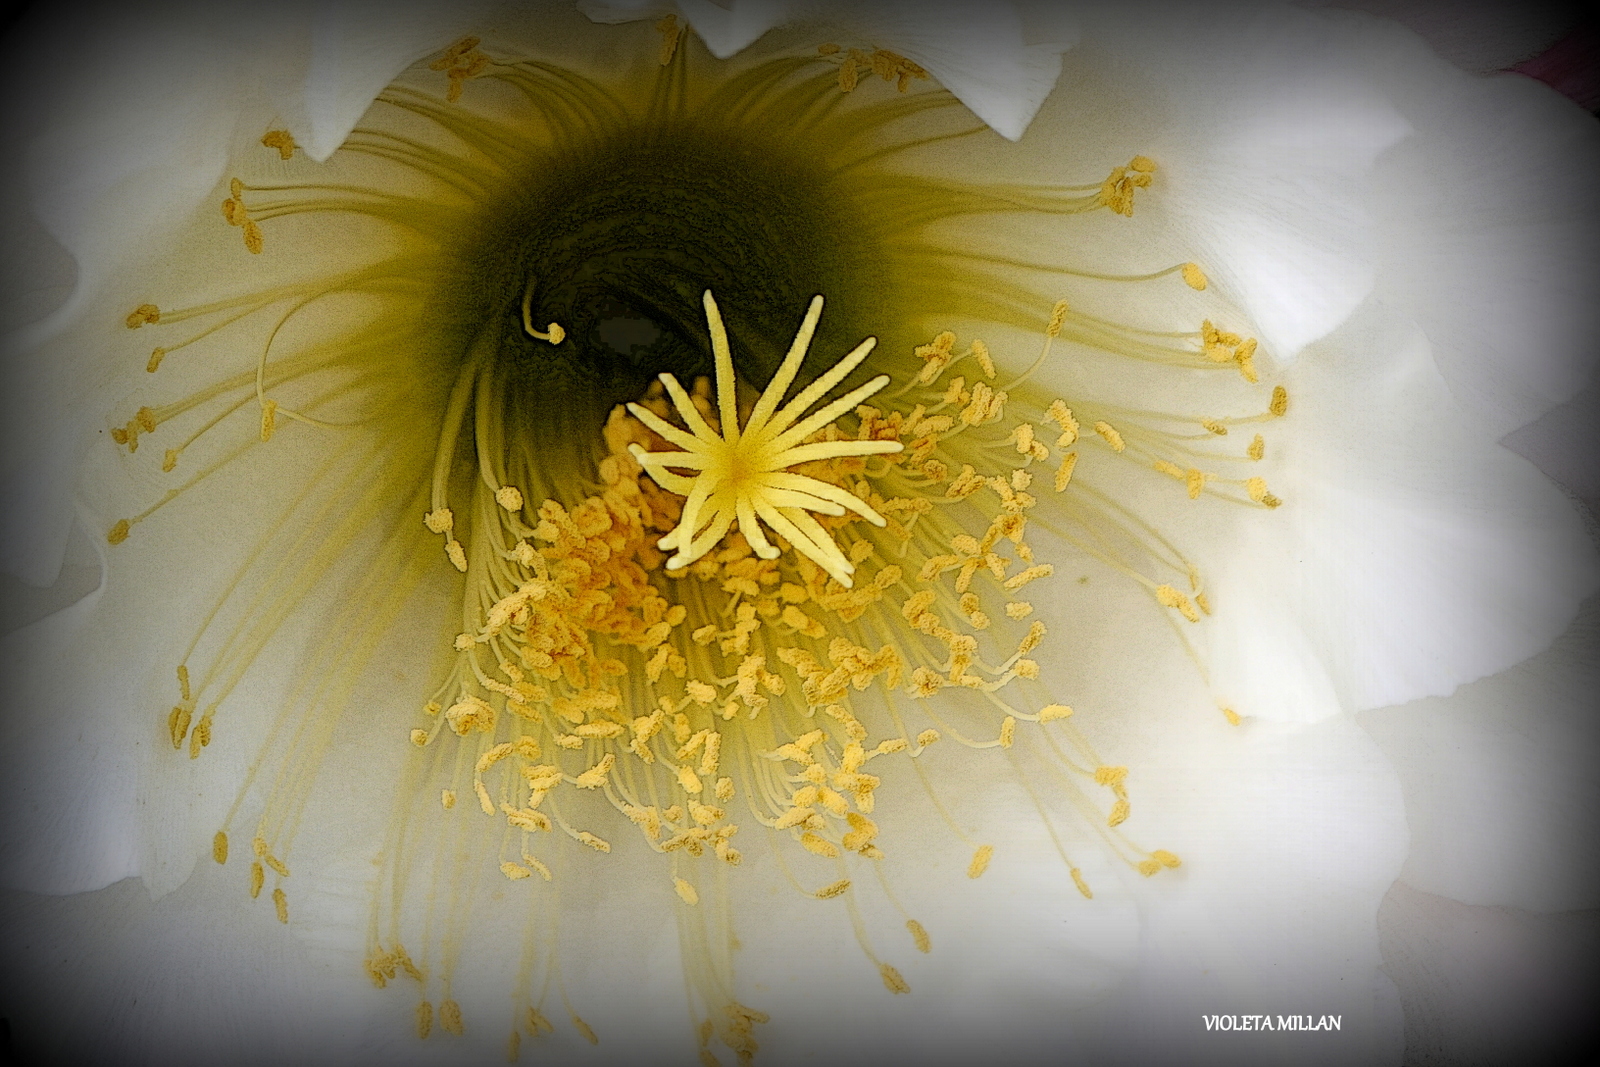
[1379, 882, 1600, 1065]
[1358, 596, 1600, 912]
[1199, 302, 1600, 720]
[0, 534, 139, 894]
[1355, 28, 1600, 436]
[1079, 5, 1411, 359]
[0, 864, 390, 1065]
[1320, 0, 1578, 73]
[1101, 715, 1408, 1064]
[804, 1, 1076, 142]
[581, 0, 1076, 140]
[298, 0, 505, 162]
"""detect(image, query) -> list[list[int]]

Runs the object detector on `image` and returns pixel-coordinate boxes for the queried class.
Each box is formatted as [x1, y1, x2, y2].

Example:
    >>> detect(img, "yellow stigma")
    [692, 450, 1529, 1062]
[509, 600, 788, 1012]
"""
[628, 291, 904, 588]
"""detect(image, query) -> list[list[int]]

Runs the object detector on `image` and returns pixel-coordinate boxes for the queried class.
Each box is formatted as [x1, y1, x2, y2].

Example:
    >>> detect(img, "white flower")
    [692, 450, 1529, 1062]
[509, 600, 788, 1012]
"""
[0, 3, 1595, 1065]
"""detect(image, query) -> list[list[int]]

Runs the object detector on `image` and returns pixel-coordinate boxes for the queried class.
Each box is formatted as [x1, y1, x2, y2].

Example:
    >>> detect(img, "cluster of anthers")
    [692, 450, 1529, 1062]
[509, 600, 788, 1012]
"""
[377, 280, 1285, 1054]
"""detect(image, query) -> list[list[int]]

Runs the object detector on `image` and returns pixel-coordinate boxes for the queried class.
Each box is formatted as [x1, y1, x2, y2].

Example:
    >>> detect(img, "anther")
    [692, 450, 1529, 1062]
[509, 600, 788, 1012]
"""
[261, 129, 296, 159]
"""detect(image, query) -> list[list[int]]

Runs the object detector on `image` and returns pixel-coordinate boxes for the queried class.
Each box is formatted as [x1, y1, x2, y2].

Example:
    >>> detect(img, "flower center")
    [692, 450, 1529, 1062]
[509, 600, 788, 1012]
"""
[101, 25, 1294, 1063]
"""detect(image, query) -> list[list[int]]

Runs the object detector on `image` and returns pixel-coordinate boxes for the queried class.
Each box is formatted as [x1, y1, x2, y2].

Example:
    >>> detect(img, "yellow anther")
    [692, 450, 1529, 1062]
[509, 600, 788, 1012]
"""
[1092, 421, 1125, 452]
[440, 999, 464, 1036]
[409, 729, 428, 747]
[249, 861, 264, 899]
[1046, 299, 1069, 338]
[125, 303, 160, 328]
[907, 919, 931, 953]
[880, 964, 910, 995]
[527, 1008, 554, 1035]
[261, 129, 296, 159]
[1093, 765, 1128, 789]
[656, 13, 683, 65]
[146, 347, 166, 373]
[1005, 601, 1034, 619]
[474, 780, 494, 816]
[445, 540, 467, 572]
[1137, 859, 1161, 877]
[212, 831, 228, 864]
[107, 519, 130, 545]
[1155, 584, 1200, 622]
[273, 887, 288, 923]
[259, 398, 278, 442]
[441, 789, 456, 809]
[573, 1015, 599, 1045]
[576, 831, 611, 853]
[998, 717, 1016, 748]
[176, 664, 191, 702]
[161, 448, 178, 472]
[1270, 386, 1289, 417]
[815, 879, 851, 899]
[971, 339, 995, 378]
[916, 729, 940, 747]
[1109, 799, 1131, 827]
[423, 508, 454, 534]
[501, 861, 532, 881]
[967, 844, 994, 878]
[674, 877, 699, 905]
[574, 753, 616, 789]
[1185, 468, 1208, 499]
[1221, 706, 1242, 726]
[1248, 434, 1265, 461]
[800, 832, 840, 858]
[416, 1001, 432, 1039]
[1181, 262, 1207, 290]
[495, 485, 524, 512]
[1071, 868, 1093, 899]
[1097, 158, 1154, 216]
[1038, 704, 1073, 723]
[1152, 849, 1181, 868]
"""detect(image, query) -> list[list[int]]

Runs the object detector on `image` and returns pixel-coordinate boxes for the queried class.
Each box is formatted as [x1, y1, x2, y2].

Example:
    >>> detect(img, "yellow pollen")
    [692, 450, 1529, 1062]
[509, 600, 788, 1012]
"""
[495, 485, 524, 512]
[1097, 156, 1155, 216]
[967, 844, 994, 878]
[212, 831, 228, 865]
[879, 964, 910, 995]
[440, 999, 464, 1036]
[656, 13, 683, 66]
[1270, 386, 1289, 417]
[106, 519, 130, 545]
[260, 129, 296, 159]
[273, 887, 288, 923]
[907, 919, 931, 953]
[815, 878, 851, 899]
[1046, 299, 1069, 338]
[674, 877, 699, 905]
[628, 292, 903, 588]
[259, 399, 278, 442]
[1092, 421, 1125, 452]
[1181, 262, 1207, 290]
[416, 1001, 432, 1040]
[125, 303, 160, 328]
[431, 37, 491, 102]
[1038, 704, 1072, 722]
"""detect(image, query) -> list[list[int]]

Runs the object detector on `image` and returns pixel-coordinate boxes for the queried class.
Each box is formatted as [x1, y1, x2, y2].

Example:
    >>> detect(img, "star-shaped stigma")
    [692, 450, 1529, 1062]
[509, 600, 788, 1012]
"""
[627, 291, 905, 588]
